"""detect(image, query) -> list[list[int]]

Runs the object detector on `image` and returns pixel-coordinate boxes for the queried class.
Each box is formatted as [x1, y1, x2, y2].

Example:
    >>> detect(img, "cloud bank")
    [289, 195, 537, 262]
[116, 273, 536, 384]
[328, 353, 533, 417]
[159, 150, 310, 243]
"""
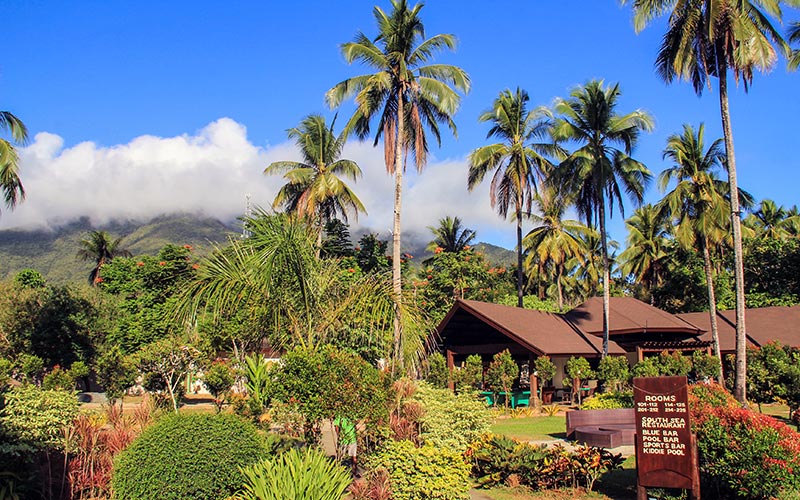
[4, 118, 514, 246]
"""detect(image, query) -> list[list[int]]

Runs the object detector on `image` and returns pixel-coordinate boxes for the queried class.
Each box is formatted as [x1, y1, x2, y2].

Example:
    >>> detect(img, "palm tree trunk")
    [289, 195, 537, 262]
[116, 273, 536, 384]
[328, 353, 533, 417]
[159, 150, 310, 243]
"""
[599, 196, 610, 358]
[516, 205, 524, 308]
[701, 237, 724, 385]
[556, 263, 564, 311]
[719, 68, 747, 403]
[392, 91, 406, 373]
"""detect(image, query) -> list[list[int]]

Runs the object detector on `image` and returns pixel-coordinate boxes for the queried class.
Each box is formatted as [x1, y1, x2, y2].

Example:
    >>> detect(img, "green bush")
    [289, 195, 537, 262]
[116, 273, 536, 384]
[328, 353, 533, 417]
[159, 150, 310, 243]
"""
[112, 413, 268, 500]
[689, 383, 800, 499]
[425, 352, 449, 389]
[234, 447, 350, 500]
[581, 391, 634, 410]
[367, 439, 470, 500]
[412, 382, 492, 452]
[453, 354, 483, 390]
[0, 385, 79, 451]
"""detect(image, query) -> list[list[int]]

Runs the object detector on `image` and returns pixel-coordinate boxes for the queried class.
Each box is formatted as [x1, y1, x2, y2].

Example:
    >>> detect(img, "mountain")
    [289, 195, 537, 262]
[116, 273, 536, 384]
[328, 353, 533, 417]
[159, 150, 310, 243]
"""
[0, 214, 237, 284]
[474, 242, 516, 267]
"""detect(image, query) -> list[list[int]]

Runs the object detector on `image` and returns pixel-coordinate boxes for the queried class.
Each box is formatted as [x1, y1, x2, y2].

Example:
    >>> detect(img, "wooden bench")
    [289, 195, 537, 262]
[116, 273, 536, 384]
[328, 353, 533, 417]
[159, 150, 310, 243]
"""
[565, 408, 635, 447]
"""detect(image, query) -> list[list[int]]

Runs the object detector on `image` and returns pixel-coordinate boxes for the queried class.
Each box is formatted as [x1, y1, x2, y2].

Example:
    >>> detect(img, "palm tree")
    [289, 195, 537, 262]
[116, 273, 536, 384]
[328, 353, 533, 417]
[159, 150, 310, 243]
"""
[622, 0, 794, 403]
[657, 123, 744, 380]
[789, 21, 800, 70]
[77, 231, 132, 285]
[744, 199, 800, 240]
[618, 204, 671, 304]
[326, 0, 470, 371]
[523, 187, 594, 311]
[426, 216, 476, 253]
[264, 114, 366, 252]
[550, 80, 653, 357]
[468, 87, 558, 308]
[0, 111, 28, 216]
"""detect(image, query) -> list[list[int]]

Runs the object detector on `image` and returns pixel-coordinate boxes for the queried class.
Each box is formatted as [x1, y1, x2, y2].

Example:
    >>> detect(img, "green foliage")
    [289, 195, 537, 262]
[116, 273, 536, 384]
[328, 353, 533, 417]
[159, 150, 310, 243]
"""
[486, 350, 518, 396]
[468, 434, 624, 491]
[112, 413, 267, 500]
[689, 383, 800, 499]
[744, 238, 800, 306]
[203, 361, 236, 412]
[496, 294, 561, 312]
[367, 439, 471, 500]
[135, 336, 204, 412]
[13, 269, 45, 289]
[631, 357, 660, 378]
[412, 382, 492, 452]
[14, 353, 44, 384]
[747, 342, 800, 415]
[0, 385, 79, 452]
[597, 355, 629, 392]
[454, 354, 483, 390]
[320, 219, 354, 259]
[355, 233, 389, 274]
[656, 350, 692, 376]
[632, 350, 700, 379]
[581, 391, 634, 410]
[41, 365, 75, 390]
[234, 447, 351, 500]
[692, 351, 721, 380]
[565, 356, 594, 385]
[533, 356, 557, 386]
[424, 352, 449, 389]
[243, 353, 273, 416]
[96, 345, 136, 401]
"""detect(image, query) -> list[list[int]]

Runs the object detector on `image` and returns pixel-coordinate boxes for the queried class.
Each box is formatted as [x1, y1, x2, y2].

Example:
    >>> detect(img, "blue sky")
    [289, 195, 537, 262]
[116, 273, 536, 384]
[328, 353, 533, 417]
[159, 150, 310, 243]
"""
[2, 1, 798, 249]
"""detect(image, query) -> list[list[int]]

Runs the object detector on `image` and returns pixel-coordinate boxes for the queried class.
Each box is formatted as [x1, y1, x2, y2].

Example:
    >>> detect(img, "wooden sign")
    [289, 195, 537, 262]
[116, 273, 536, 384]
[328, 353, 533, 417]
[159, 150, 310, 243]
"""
[633, 376, 700, 500]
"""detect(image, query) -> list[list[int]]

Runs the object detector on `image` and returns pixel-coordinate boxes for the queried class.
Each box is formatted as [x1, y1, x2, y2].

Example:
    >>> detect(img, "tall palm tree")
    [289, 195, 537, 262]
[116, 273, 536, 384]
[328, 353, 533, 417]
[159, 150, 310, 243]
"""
[657, 123, 747, 380]
[618, 204, 671, 304]
[789, 21, 800, 69]
[523, 187, 594, 311]
[468, 87, 558, 308]
[0, 111, 28, 216]
[550, 80, 653, 357]
[425, 216, 476, 253]
[77, 231, 132, 285]
[622, 0, 795, 403]
[326, 0, 470, 371]
[744, 199, 800, 240]
[264, 114, 366, 252]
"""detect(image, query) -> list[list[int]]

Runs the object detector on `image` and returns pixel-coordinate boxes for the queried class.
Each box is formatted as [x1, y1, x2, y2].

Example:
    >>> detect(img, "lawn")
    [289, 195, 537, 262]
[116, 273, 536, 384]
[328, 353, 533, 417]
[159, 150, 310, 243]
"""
[490, 415, 567, 441]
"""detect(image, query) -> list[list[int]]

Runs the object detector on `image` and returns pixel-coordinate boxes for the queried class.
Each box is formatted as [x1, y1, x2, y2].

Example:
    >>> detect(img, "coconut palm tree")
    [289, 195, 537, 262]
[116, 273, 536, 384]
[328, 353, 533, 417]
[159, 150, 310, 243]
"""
[523, 187, 594, 311]
[789, 21, 800, 69]
[77, 231, 132, 285]
[425, 216, 476, 253]
[468, 87, 558, 308]
[622, 0, 795, 403]
[326, 0, 470, 371]
[744, 199, 800, 240]
[618, 204, 671, 304]
[550, 80, 653, 357]
[0, 111, 28, 216]
[265, 114, 366, 253]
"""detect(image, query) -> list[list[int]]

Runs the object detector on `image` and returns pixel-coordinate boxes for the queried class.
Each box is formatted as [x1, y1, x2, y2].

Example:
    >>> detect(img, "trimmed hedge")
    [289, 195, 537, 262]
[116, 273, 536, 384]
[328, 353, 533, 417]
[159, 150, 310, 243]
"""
[412, 382, 492, 452]
[112, 413, 267, 500]
[581, 391, 634, 410]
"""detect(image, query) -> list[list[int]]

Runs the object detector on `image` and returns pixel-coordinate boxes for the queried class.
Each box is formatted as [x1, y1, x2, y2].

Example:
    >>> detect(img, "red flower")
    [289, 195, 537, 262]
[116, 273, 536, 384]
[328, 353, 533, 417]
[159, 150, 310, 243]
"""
[191, 264, 200, 270]
[183, 244, 193, 251]
[94, 276, 104, 283]
[136, 261, 145, 267]
[347, 268, 355, 273]
[159, 261, 166, 266]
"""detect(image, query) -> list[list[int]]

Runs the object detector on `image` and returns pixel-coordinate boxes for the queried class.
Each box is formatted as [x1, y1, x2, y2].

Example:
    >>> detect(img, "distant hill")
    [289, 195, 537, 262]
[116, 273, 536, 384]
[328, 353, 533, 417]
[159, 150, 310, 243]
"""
[474, 242, 516, 267]
[0, 214, 236, 284]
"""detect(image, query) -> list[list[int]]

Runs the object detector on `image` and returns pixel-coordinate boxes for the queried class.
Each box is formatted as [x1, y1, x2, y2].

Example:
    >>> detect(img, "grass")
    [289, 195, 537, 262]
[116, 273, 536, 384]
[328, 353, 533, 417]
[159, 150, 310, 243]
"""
[490, 415, 567, 441]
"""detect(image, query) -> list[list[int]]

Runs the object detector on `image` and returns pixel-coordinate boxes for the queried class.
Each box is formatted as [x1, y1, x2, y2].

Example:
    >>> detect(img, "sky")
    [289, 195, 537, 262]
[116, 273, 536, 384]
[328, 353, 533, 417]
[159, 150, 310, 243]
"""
[1, 1, 799, 250]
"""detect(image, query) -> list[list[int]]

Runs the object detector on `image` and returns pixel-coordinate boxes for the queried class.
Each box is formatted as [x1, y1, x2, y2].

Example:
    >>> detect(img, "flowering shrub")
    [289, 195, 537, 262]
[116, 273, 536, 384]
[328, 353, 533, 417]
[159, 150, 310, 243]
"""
[581, 391, 633, 410]
[689, 383, 800, 499]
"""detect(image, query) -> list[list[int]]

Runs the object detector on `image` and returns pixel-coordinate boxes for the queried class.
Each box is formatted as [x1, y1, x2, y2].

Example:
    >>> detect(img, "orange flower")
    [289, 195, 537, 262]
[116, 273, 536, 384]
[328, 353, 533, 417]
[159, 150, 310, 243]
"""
[434, 247, 444, 254]
[136, 261, 145, 267]
[94, 276, 104, 283]
[159, 261, 166, 266]
[191, 264, 200, 270]
[347, 268, 355, 273]
[183, 244, 193, 250]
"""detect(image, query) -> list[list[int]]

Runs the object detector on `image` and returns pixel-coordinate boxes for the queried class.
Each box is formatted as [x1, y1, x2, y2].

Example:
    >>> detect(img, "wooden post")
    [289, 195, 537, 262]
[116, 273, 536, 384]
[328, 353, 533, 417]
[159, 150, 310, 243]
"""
[529, 352, 540, 409]
[446, 349, 455, 391]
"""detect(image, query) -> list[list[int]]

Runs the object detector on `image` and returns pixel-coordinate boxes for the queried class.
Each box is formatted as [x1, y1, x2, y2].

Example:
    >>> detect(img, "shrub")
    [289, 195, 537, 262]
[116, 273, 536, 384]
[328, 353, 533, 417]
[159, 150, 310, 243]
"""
[454, 354, 483, 391]
[425, 352, 449, 389]
[203, 361, 236, 412]
[412, 382, 492, 452]
[581, 391, 634, 410]
[486, 350, 518, 400]
[689, 383, 800, 499]
[0, 385, 79, 451]
[597, 356, 629, 392]
[112, 413, 267, 500]
[367, 439, 470, 500]
[533, 356, 557, 387]
[234, 447, 350, 500]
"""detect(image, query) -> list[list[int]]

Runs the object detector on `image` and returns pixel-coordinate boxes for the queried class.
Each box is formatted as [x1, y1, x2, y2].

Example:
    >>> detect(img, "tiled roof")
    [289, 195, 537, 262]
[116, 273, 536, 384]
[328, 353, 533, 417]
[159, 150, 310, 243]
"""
[564, 297, 703, 337]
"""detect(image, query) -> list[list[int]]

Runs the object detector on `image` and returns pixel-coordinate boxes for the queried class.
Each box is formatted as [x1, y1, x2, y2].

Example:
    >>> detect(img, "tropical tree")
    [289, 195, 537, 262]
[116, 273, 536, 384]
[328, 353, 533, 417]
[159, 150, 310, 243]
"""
[468, 87, 558, 308]
[744, 199, 800, 240]
[622, 0, 796, 403]
[264, 114, 365, 252]
[522, 187, 594, 311]
[425, 216, 476, 254]
[618, 204, 671, 304]
[76, 231, 132, 286]
[326, 0, 470, 370]
[789, 21, 800, 69]
[0, 110, 28, 217]
[550, 80, 653, 357]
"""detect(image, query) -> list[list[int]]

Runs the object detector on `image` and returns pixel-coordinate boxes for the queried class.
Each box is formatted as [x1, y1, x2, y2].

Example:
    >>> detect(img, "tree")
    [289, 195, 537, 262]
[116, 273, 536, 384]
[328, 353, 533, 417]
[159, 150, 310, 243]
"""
[744, 199, 800, 240]
[425, 216, 476, 254]
[136, 336, 204, 413]
[597, 355, 629, 393]
[76, 230, 132, 286]
[468, 87, 557, 308]
[264, 114, 366, 253]
[551, 80, 653, 357]
[524, 187, 594, 310]
[623, 0, 795, 403]
[0, 110, 28, 217]
[486, 350, 518, 407]
[565, 356, 595, 405]
[202, 361, 236, 413]
[618, 204, 671, 304]
[657, 123, 742, 378]
[791, 22, 800, 69]
[327, 0, 470, 371]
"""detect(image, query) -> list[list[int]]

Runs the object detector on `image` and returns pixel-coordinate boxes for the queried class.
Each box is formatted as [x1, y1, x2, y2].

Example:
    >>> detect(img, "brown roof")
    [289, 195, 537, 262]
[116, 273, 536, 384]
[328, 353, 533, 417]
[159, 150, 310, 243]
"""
[719, 306, 800, 348]
[564, 297, 703, 337]
[675, 311, 744, 352]
[438, 299, 625, 356]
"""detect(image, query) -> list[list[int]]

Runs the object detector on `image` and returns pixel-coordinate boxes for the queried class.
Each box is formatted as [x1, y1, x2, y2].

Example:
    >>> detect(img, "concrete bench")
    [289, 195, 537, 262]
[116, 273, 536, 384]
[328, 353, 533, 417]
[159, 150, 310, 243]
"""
[573, 426, 622, 448]
[565, 408, 635, 447]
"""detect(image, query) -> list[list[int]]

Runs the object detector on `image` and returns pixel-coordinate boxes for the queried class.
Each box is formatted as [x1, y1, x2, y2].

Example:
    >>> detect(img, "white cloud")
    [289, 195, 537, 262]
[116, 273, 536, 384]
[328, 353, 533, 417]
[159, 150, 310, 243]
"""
[2, 118, 514, 246]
